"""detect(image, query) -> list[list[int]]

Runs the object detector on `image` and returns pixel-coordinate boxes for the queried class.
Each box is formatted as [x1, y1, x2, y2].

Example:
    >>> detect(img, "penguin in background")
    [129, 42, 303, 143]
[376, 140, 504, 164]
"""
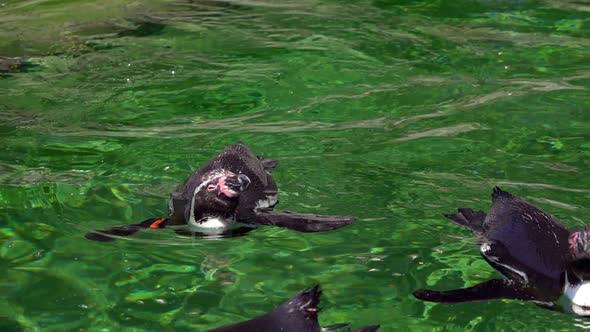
[207, 285, 379, 332]
[86, 143, 356, 241]
[414, 187, 590, 316]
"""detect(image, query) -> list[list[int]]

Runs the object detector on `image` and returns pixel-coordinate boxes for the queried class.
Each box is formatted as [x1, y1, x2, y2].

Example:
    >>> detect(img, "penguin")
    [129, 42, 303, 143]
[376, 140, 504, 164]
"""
[413, 187, 590, 315]
[207, 285, 379, 332]
[86, 143, 356, 241]
[0, 56, 34, 74]
[0, 56, 23, 73]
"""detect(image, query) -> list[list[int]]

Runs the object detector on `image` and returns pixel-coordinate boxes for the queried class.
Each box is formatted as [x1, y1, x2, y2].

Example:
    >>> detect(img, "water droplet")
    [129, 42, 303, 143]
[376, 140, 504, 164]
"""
[127, 63, 131, 67]
[126, 78, 131, 83]
[504, 66, 509, 70]
[164, 166, 171, 171]
[171, 70, 175, 75]
[155, 298, 166, 304]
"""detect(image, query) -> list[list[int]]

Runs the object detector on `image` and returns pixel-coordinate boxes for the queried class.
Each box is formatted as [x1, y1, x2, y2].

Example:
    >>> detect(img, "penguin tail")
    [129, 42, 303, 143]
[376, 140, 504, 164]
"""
[257, 156, 279, 172]
[444, 208, 486, 234]
[255, 210, 356, 232]
[492, 186, 514, 201]
[85, 217, 169, 242]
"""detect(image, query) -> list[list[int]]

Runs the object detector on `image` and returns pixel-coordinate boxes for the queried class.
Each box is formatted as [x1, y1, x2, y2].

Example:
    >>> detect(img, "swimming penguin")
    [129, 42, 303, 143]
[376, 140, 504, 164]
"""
[207, 285, 379, 332]
[0, 56, 24, 73]
[413, 187, 590, 315]
[86, 143, 356, 241]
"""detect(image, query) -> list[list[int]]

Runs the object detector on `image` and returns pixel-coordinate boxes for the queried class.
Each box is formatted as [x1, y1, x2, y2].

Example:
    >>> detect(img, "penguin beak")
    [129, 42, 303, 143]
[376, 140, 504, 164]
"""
[216, 174, 251, 198]
[237, 174, 251, 191]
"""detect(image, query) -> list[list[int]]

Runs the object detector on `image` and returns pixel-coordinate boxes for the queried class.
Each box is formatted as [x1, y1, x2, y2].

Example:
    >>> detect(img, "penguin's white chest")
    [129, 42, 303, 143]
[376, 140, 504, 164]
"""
[188, 215, 236, 234]
[564, 279, 590, 315]
[193, 217, 233, 229]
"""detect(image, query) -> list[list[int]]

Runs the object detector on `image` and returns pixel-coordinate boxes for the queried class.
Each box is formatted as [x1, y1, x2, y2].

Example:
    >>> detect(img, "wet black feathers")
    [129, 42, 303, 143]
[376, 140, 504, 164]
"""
[415, 187, 574, 305]
[208, 285, 378, 332]
[207, 285, 322, 332]
[492, 186, 514, 201]
[413, 279, 534, 303]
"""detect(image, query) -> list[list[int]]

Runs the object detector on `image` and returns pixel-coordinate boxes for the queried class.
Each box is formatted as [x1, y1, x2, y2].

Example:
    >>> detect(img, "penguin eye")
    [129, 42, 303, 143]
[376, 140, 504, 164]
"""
[207, 184, 217, 191]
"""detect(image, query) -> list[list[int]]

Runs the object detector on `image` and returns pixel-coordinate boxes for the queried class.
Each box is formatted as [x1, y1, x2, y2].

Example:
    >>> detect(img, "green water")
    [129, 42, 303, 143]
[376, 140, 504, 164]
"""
[1, 0, 590, 330]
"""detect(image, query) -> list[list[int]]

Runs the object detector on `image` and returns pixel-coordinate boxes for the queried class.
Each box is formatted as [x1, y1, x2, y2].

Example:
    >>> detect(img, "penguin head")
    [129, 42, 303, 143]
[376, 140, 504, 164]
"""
[565, 228, 590, 314]
[189, 171, 251, 223]
[568, 229, 590, 281]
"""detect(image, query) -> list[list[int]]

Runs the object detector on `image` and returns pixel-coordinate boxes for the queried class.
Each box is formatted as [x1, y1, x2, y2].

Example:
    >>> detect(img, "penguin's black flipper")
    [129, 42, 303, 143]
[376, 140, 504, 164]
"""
[413, 279, 533, 303]
[85, 217, 169, 242]
[444, 208, 487, 234]
[254, 210, 356, 232]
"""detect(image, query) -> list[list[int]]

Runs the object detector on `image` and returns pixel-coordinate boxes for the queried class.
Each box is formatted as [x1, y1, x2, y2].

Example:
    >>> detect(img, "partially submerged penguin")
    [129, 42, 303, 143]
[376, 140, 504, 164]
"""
[0, 56, 36, 74]
[86, 143, 356, 241]
[0, 56, 24, 73]
[413, 187, 590, 315]
[207, 285, 379, 332]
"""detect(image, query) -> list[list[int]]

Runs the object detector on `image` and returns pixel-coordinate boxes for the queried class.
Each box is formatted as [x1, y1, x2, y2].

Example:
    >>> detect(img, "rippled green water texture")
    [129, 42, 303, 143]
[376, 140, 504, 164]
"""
[1, 0, 590, 330]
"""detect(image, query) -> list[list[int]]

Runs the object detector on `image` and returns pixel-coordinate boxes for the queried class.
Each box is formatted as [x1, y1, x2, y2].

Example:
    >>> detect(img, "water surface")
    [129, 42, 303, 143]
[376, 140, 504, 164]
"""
[1, 0, 590, 330]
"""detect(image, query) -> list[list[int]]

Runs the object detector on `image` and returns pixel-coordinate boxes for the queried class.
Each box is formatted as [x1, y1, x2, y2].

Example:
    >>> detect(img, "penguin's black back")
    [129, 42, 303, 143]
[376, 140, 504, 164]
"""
[208, 286, 322, 332]
[484, 187, 570, 281]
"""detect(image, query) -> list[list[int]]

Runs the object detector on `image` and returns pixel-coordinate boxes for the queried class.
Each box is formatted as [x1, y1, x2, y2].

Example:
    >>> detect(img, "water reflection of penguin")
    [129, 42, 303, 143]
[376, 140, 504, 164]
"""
[208, 285, 379, 332]
[86, 143, 356, 241]
[413, 187, 590, 315]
